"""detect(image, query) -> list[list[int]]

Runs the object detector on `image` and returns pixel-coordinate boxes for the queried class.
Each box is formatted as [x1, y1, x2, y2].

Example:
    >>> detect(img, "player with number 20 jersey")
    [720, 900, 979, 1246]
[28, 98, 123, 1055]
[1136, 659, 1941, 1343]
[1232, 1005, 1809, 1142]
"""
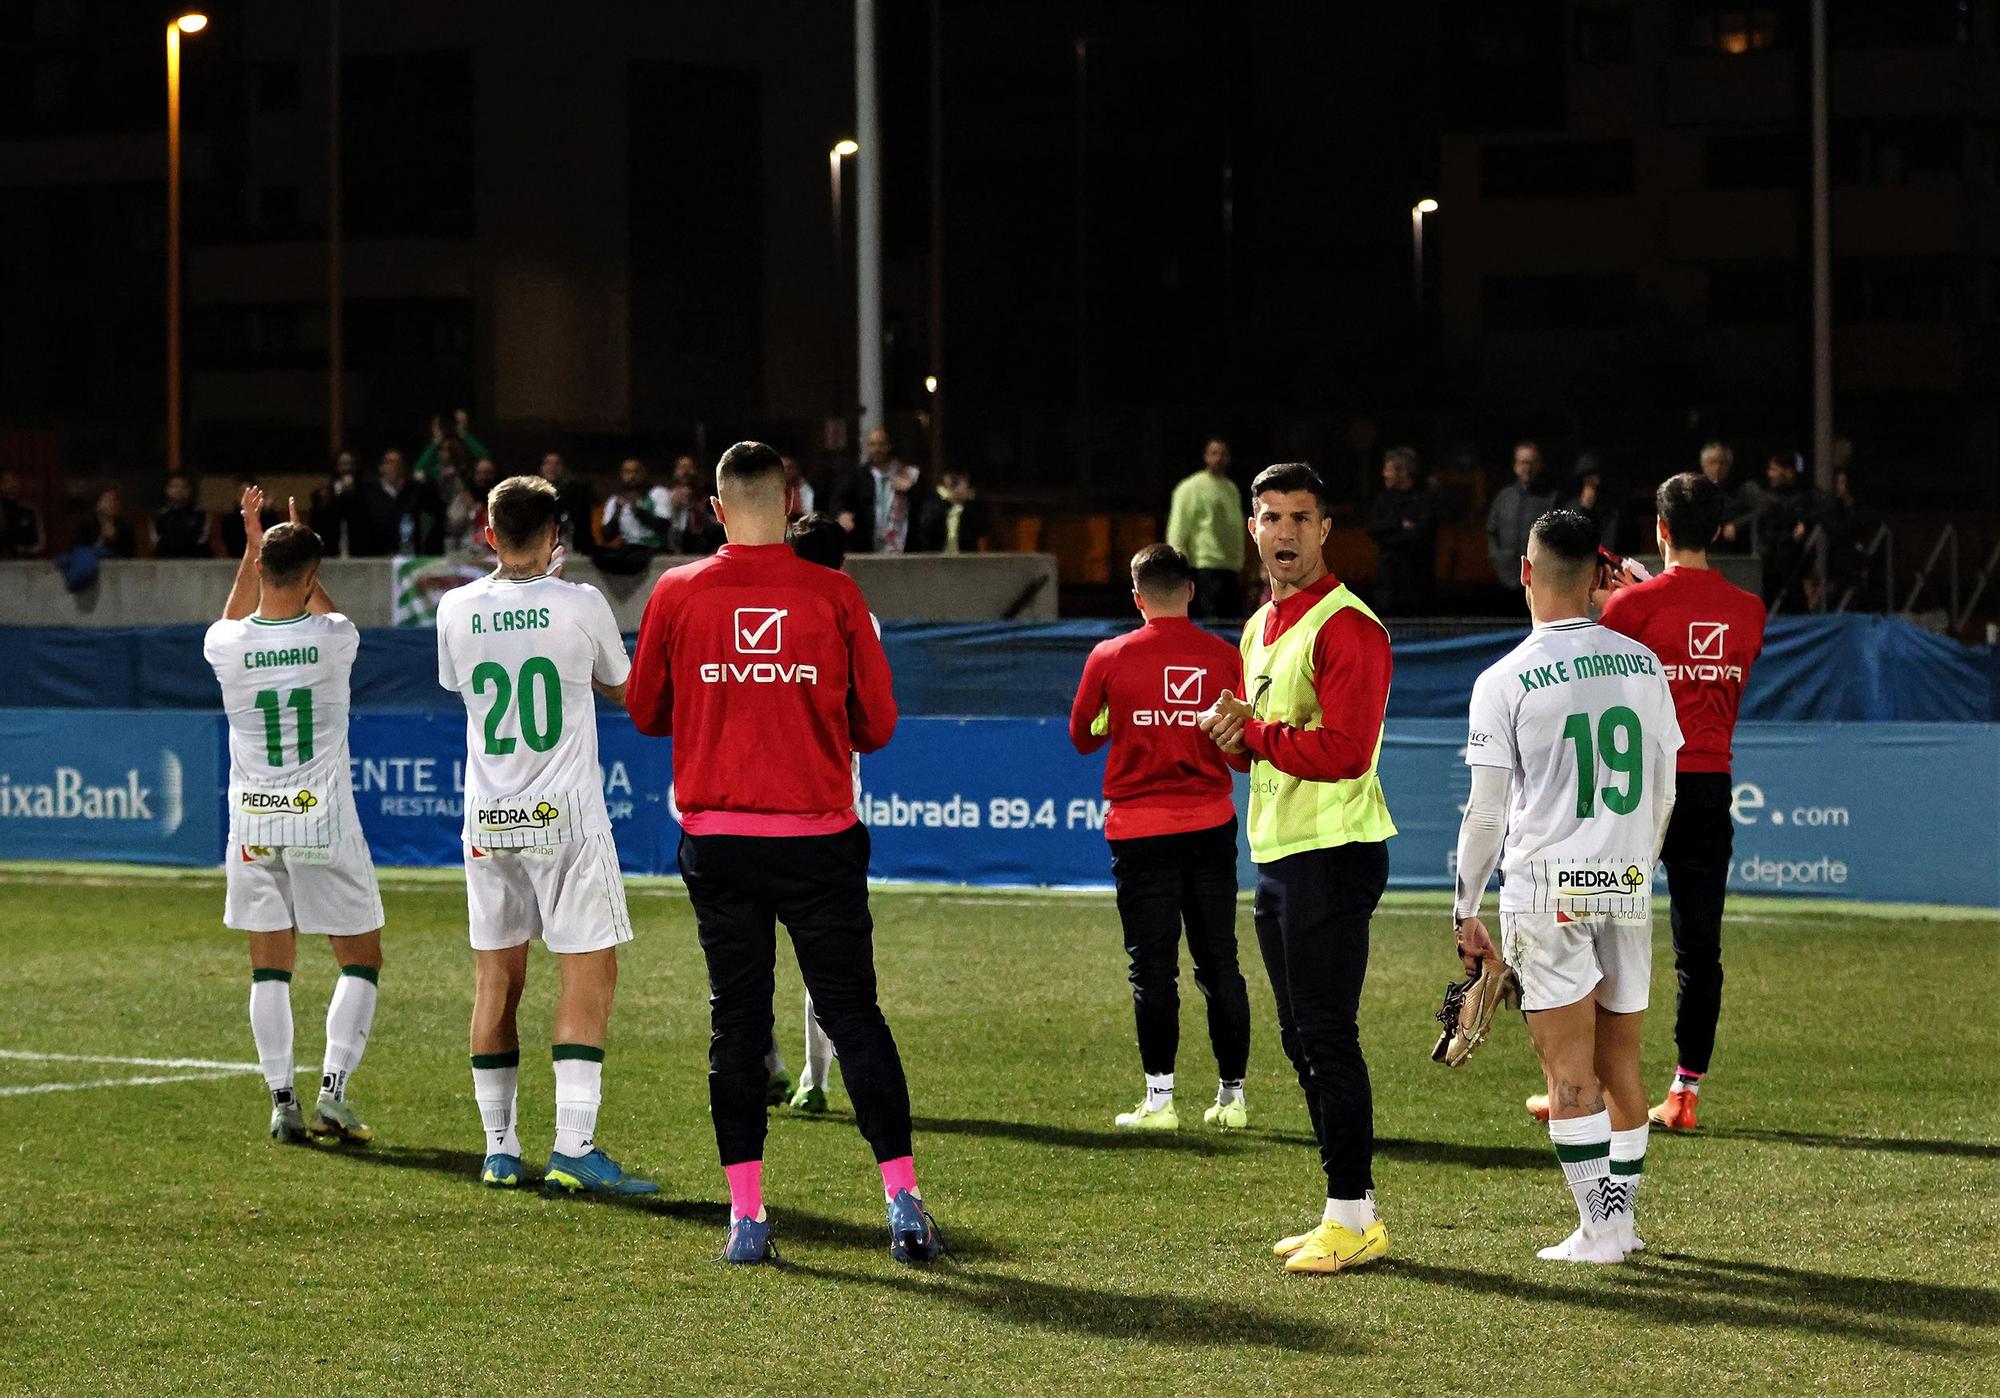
[434, 474, 655, 1198]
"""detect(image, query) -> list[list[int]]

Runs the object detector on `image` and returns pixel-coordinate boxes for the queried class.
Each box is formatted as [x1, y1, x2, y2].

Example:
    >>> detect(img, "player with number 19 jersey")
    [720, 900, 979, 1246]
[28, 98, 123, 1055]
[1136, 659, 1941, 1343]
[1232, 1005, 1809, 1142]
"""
[436, 572, 632, 952]
[1464, 619, 1681, 1009]
[204, 610, 382, 934]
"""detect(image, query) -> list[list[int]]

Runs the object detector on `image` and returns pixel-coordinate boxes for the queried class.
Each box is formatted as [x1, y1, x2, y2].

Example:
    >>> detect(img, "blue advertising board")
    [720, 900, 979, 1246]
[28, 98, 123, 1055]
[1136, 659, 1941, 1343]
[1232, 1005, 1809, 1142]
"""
[6, 708, 1996, 907]
[0, 709, 221, 866]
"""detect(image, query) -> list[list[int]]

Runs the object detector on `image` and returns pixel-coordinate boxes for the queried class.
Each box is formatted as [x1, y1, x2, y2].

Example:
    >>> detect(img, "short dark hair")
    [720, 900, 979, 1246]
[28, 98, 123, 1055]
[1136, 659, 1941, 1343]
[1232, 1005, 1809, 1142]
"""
[487, 474, 560, 549]
[1528, 507, 1602, 581]
[787, 511, 848, 570]
[716, 440, 784, 496]
[1250, 462, 1329, 514]
[1655, 471, 1723, 550]
[1130, 542, 1194, 597]
[258, 522, 323, 584]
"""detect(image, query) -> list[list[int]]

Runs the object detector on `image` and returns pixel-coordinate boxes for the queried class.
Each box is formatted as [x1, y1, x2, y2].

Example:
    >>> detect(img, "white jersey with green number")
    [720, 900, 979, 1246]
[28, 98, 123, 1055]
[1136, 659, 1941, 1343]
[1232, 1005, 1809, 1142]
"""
[435, 572, 630, 848]
[203, 611, 362, 847]
[1465, 617, 1682, 916]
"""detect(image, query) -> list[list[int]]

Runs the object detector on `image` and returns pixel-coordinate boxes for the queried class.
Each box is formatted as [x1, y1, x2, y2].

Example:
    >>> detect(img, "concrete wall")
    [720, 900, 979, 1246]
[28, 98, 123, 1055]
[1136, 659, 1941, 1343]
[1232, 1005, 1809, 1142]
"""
[0, 554, 1060, 629]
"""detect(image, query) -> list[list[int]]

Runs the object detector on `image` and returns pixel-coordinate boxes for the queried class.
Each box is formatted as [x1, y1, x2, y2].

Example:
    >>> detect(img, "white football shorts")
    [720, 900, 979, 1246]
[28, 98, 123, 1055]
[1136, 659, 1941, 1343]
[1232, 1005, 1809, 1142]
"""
[465, 830, 632, 954]
[224, 833, 384, 937]
[1500, 909, 1651, 1015]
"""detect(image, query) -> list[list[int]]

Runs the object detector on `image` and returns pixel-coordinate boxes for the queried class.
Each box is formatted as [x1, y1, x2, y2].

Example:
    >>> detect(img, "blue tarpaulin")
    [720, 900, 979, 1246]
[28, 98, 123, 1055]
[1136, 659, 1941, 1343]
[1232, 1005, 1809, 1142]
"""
[2, 615, 1990, 722]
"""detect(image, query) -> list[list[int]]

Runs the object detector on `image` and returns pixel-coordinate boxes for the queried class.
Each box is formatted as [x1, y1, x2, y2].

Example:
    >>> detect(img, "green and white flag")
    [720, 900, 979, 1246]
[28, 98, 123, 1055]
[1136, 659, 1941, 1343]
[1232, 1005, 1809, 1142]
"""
[392, 555, 490, 626]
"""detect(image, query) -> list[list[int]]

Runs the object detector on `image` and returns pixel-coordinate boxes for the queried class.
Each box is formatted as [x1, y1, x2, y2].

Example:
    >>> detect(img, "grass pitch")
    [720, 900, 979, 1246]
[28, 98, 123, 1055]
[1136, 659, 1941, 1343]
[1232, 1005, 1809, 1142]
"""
[1, 866, 1996, 1395]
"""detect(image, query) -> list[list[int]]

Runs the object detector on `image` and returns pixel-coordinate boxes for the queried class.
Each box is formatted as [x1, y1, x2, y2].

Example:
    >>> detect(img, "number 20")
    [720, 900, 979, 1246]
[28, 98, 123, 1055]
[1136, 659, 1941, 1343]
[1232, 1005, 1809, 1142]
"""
[471, 658, 563, 755]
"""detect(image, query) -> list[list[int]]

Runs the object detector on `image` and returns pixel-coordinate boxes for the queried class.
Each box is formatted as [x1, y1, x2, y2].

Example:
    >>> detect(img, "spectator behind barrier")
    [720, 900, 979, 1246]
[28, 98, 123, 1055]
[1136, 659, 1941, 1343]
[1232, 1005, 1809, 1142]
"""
[1364, 446, 1437, 616]
[662, 454, 724, 555]
[414, 408, 489, 482]
[310, 452, 368, 558]
[538, 451, 594, 552]
[912, 468, 990, 555]
[1700, 441, 1761, 553]
[1563, 452, 1618, 551]
[445, 457, 499, 556]
[836, 427, 919, 554]
[1485, 440, 1556, 592]
[151, 473, 211, 558]
[356, 449, 444, 556]
[0, 469, 46, 558]
[594, 456, 675, 575]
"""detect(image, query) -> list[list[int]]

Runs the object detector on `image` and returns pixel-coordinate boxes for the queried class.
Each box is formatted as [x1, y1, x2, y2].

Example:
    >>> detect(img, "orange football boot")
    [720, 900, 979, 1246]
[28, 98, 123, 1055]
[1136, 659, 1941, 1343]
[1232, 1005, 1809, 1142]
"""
[1649, 1085, 1699, 1130]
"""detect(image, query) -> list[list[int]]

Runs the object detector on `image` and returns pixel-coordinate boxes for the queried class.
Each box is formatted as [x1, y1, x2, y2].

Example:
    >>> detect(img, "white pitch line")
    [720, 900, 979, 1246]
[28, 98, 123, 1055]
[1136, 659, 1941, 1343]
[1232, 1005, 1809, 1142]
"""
[0, 1049, 256, 1071]
[0, 1069, 256, 1097]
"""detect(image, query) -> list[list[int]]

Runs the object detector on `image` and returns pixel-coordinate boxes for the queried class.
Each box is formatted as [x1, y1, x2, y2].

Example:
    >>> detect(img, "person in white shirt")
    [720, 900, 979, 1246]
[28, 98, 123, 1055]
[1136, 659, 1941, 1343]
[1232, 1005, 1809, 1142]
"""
[203, 487, 383, 1148]
[1452, 509, 1681, 1264]
[600, 457, 673, 550]
[436, 475, 656, 1196]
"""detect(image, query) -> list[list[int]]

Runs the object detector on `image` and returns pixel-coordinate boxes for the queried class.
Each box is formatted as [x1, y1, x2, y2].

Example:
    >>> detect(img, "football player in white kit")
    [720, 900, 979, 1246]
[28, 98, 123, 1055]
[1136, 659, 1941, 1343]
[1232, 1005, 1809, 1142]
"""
[204, 488, 383, 1146]
[1451, 509, 1681, 1263]
[436, 475, 655, 1196]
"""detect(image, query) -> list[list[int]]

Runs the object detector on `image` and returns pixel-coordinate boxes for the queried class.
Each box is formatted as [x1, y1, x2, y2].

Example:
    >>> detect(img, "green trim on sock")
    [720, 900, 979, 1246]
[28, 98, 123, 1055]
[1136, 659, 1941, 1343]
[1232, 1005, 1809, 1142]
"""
[250, 968, 292, 984]
[1610, 1157, 1645, 1176]
[338, 964, 380, 984]
[471, 1050, 521, 1070]
[1552, 1140, 1611, 1164]
[551, 1043, 605, 1063]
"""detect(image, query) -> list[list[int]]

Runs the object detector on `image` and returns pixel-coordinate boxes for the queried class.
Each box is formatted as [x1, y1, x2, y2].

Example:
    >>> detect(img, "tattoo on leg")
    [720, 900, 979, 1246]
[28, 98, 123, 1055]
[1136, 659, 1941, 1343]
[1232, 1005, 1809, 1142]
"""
[1555, 1083, 1605, 1115]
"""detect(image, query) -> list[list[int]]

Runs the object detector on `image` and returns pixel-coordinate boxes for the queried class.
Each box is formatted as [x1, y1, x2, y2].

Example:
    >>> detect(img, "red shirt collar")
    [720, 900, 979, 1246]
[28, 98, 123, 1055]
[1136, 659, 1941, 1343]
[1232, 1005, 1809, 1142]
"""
[1263, 570, 1341, 644]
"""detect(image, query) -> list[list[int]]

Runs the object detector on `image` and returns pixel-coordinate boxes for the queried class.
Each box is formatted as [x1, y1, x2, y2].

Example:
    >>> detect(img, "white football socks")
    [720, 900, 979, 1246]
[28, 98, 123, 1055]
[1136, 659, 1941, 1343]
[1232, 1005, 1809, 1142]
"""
[249, 970, 295, 1106]
[320, 965, 378, 1102]
[552, 1045, 604, 1158]
[1143, 1072, 1174, 1111]
[1550, 1109, 1615, 1234]
[1608, 1123, 1648, 1243]
[1323, 1191, 1377, 1232]
[1217, 1078, 1245, 1106]
[471, 1050, 521, 1158]
[801, 993, 834, 1093]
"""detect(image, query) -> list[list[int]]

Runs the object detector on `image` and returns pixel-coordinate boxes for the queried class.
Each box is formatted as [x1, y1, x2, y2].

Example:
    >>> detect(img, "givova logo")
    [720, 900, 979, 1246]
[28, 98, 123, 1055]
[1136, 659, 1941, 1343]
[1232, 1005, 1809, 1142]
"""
[0, 749, 185, 835]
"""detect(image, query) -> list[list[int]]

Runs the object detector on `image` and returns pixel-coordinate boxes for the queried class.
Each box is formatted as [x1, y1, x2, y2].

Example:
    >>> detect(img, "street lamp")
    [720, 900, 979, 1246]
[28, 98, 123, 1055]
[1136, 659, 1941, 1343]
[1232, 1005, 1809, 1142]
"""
[166, 11, 209, 475]
[828, 140, 859, 450]
[1411, 198, 1438, 309]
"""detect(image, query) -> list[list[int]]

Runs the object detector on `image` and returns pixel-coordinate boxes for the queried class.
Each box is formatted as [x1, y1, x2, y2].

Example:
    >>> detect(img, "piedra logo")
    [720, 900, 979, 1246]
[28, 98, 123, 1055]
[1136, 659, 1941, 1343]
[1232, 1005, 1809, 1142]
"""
[239, 787, 319, 816]
[1555, 863, 1649, 900]
[478, 799, 561, 833]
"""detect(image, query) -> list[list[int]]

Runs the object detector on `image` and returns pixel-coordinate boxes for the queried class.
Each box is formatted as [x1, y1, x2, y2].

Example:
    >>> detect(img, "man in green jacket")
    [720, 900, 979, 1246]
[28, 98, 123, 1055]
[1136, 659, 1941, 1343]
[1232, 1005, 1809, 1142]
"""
[1165, 437, 1247, 620]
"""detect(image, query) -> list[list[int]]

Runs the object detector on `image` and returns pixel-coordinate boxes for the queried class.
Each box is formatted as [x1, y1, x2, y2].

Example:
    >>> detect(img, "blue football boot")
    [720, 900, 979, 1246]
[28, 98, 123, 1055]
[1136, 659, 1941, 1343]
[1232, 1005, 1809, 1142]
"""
[722, 1215, 778, 1265]
[543, 1147, 659, 1196]
[886, 1188, 943, 1264]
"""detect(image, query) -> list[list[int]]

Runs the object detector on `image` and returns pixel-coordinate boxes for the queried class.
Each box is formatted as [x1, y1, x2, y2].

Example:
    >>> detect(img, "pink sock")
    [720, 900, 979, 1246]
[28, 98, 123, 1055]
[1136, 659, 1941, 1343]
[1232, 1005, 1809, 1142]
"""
[724, 1160, 764, 1221]
[879, 1155, 917, 1200]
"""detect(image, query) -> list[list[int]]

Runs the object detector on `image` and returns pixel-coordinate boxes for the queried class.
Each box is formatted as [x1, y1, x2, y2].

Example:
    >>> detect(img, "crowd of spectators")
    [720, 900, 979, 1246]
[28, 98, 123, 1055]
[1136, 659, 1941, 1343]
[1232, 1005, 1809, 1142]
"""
[24, 413, 998, 591]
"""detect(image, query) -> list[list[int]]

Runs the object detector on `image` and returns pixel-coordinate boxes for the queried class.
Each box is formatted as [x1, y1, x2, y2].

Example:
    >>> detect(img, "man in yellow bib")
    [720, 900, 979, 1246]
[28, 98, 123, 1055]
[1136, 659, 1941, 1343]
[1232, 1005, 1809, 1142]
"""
[1200, 462, 1397, 1274]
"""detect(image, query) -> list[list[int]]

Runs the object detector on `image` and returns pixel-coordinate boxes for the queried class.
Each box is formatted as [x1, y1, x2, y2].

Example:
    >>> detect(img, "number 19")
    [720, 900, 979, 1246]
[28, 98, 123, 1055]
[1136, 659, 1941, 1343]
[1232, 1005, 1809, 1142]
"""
[1560, 706, 1643, 818]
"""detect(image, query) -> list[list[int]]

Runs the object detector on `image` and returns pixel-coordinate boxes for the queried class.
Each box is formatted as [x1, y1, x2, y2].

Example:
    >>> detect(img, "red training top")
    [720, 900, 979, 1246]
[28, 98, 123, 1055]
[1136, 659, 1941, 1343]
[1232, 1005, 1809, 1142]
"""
[1599, 564, 1766, 773]
[1069, 616, 1249, 840]
[1240, 572, 1393, 783]
[625, 542, 896, 836]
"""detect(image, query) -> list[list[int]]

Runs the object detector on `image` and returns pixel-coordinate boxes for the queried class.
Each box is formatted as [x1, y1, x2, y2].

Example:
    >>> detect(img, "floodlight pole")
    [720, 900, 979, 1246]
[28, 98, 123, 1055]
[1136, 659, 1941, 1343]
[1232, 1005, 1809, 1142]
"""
[855, 0, 884, 444]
